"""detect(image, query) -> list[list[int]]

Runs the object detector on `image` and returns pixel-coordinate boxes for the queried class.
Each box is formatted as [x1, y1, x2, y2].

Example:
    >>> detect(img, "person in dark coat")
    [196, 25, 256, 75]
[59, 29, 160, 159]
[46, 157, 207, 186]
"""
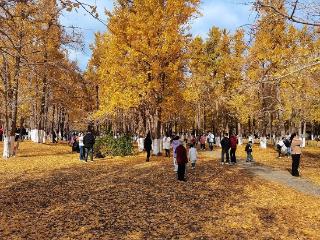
[83, 128, 95, 162]
[15, 128, 20, 141]
[176, 144, 188, 181]
[20, 127, 27, 141]
[220, 133, 230, 164]
[144, 132, 152, 162]
[284, 137, 291, 157]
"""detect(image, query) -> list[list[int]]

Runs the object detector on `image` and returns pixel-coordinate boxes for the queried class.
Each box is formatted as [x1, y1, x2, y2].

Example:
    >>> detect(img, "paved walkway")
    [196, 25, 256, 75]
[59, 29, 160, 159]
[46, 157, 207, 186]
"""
[238, 161, 320, 197]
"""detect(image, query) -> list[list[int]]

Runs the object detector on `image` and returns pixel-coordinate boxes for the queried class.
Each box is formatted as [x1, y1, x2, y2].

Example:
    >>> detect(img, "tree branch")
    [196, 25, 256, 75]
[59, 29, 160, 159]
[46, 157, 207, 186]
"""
[256, 0, 320, 27]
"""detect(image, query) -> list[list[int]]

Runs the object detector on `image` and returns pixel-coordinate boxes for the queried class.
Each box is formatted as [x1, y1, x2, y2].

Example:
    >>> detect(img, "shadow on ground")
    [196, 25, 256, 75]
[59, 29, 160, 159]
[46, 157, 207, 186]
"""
[0, 155, 256, 239]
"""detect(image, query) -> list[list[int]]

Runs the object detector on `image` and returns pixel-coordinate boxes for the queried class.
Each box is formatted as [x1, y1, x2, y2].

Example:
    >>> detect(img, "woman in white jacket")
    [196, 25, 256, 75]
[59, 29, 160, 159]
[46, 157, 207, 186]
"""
[162, 135, 171, 157]
[188, 144, 198, 169]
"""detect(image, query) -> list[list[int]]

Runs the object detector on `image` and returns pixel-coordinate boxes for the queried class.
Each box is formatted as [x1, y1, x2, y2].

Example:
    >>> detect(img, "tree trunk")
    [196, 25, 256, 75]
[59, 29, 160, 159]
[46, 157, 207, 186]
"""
[152, 107, 162, 155]
[302, 121, 306, 147]
[237, 122, 243, 145]
[1, 39, 22, 158]
[298, 121, 302, 137]
[311, 121, 315, 140]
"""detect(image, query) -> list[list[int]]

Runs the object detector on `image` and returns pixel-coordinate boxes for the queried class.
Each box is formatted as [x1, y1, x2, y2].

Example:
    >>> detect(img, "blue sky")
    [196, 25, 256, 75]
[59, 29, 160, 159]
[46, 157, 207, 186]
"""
[60, 0, 255, 70]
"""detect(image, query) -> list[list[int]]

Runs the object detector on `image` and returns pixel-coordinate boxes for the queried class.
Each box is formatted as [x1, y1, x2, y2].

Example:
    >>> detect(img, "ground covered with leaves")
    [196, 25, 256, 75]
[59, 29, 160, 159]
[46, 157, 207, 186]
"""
[0, 142, 319, 239]
[236, 142, 320, 186]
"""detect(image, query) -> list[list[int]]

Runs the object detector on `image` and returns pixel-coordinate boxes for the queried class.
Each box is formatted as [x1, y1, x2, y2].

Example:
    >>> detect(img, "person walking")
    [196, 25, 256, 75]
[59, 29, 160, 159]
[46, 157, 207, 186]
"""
[171, 136, 181, 172]
[207, 132, 215, 151]
[290, 133, 302, 177]
[144, 132, 152, 162]
[188, 144, 198, 169]
[220, 133, 230, 164]
[162, 134, 171, 157]
[78, 132, 84, 160]
[176, 143, 188, 181]
[83, 128, 95, 162]
[229, 133, 238, 164]
[245, 140, 253, 162]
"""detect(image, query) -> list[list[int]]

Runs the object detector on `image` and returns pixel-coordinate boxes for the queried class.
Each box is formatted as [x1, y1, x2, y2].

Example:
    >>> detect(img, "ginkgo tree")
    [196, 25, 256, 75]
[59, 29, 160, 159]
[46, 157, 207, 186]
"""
[246, 0, 320, 143]
[87, 0, 320, 148]
[0, 0, 94, 158]
[88, 0, 200, 154]
[2, 0, 319, 159]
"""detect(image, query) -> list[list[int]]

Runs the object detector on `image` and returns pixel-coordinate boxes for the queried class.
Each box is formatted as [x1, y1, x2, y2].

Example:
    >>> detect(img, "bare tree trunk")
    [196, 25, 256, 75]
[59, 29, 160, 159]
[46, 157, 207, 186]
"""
[298, 121, 302, 137]
[237, 122, 243, 145]
[152, 106, 162, 155]
[1, 36, 22, 158]
[311, 121, 315, 140]
[302, 121, 306, 147]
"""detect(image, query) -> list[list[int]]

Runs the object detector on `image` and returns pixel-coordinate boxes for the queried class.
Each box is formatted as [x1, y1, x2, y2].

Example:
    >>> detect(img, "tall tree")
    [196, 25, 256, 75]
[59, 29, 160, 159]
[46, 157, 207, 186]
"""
[89, 0, 200, 153]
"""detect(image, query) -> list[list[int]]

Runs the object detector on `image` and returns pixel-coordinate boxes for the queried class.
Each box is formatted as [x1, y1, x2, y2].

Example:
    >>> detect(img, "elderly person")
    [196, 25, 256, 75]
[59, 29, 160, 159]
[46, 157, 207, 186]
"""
[290, 133, 302, 177]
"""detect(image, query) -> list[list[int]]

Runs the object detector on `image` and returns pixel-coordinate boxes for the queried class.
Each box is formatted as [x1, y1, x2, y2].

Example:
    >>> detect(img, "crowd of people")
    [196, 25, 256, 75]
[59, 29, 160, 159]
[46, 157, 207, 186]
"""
[142, 131, 305, 180]
[0, 126, 28, 142]
[0, 125, 71, 143]
[0, 123, 309, 179]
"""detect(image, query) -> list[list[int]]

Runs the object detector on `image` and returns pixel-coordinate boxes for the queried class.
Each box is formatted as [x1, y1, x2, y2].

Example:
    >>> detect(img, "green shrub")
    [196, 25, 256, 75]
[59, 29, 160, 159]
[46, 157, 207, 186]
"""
[95, 134, 133, 157]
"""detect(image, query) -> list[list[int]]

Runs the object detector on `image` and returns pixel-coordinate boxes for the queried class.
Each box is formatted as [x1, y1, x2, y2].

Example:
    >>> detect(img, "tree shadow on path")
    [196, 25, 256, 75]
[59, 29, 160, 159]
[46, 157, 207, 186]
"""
[0, 156, 267, 240]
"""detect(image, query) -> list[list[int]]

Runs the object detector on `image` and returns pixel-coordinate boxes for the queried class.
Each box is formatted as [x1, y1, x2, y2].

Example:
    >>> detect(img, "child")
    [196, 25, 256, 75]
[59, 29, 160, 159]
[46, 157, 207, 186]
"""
[188, 144, 198, 169]
[245, 141, 253, 162]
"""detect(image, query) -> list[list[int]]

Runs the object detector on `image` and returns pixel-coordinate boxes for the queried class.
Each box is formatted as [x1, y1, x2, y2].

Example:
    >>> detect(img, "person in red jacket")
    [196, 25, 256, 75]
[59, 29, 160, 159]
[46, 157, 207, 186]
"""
[229, 133, 238, 164]
[176, 144, 188, 181]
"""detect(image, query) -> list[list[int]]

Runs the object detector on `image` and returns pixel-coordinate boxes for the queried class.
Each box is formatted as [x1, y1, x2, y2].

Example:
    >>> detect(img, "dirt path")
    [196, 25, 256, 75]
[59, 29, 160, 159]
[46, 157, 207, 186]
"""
[238, 161, 320, 197]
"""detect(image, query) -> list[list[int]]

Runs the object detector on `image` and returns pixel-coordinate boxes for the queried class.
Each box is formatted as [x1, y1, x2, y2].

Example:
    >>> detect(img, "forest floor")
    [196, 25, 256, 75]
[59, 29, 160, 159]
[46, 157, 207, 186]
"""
[0, 142, 319, 240]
